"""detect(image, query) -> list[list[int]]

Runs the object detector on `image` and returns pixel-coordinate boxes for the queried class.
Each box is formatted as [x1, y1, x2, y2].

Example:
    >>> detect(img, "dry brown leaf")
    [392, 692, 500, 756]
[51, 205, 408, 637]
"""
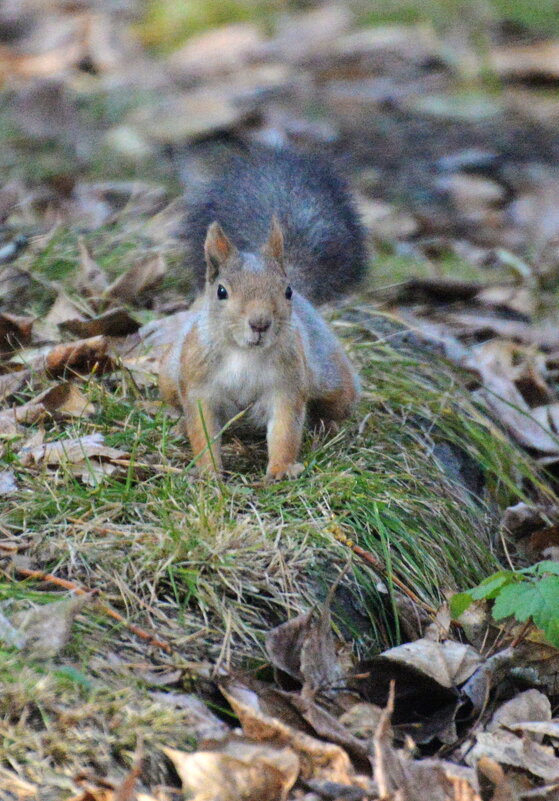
[381, 639, 482, 688]
[476, 757, 521, 801]
[468, 341, 559, 454]
[0, 367, 31, 402]
[339, 702, 385, 741]
[373, 692, 480, 801]
[13, 593, 92, 660]
[18, 432, 126, 467]
[265, 603, 345, 697]
[163, 740, 299, 801]
[488, 690, 551, 736]
[60, 308, 140, 338]
[0, 383, 94, 438]
[68, 460, 118, 486]
[507, 720, 559, 741]
[34, 293, 87, 341]
[0, 312, 33, 358]
[467, 730, 559, 782]
[106, 254, 167, 305]
[76, 237, 109, 299]
[490, 40, 559, 81]
[45, 335, 114, 376]
[220, 679, 356, 785]
[33, 382, 95, 417]
[476, 285, 536, 318]
[0, 402, 46, 437]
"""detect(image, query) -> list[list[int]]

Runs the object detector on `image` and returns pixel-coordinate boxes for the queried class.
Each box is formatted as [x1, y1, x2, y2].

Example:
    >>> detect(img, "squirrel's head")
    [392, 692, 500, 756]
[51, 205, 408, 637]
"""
[203, 217, 293, 350]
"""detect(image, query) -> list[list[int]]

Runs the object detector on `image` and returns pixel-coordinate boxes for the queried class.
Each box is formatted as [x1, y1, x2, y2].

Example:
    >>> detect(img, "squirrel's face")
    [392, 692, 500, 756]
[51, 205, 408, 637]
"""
[203, 219, 293, 350]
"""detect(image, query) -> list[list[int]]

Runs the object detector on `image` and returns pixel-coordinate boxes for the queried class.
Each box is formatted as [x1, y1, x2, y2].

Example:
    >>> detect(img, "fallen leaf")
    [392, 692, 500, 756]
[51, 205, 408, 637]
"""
[381, 638, 482, 688]
[467, 730, 559, 782]
[373, 690, 481, 801]
[338, 702, 385, 741]
[476, 375, 559, 455]
[220, 679, 356, 784]
[32, 382, 95, 417]
[163, 740, 299, 801]
[502, 502, 558, 540]
[0, 402, 46, 437]
[476, 757, 521, 801]
[0, 383, 94, 438]
[0, 312, 33, 358]
[18, 432, 126, 467]
[351, 650, 462, 744]
[0, 368, 31, 402]
[461, 648, 515, 712]
[45, 335, 114, 376]
[0, 470, 17, 495]
[490, 40, 559, 82]
[68, 460, 118, 486]
[34, 292, 86, 341]
[488, 690, 551, 736]
[60, 307, 140, 338]
[105, 254, 167, 305]
[75, 237, 108, 300]
[150, 692, 230, 743]
[13, 593, 91, 660]
[265, 604, 345, 697]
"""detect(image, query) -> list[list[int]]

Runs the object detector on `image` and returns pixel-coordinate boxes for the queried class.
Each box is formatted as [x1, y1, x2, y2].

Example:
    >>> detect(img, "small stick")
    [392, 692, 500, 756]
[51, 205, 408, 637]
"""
[13, 567, 172, 654]
[333, 530, 437, 615]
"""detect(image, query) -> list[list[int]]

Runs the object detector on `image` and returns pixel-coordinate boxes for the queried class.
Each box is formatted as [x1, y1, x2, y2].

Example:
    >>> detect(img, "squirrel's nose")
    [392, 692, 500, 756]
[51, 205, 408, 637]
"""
[249, 317, 271, 333]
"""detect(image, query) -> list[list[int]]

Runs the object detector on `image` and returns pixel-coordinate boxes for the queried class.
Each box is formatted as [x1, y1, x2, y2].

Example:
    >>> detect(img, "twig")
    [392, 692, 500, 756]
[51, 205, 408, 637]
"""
[333, 529, 437, 615]
[13, 567, 172, 653]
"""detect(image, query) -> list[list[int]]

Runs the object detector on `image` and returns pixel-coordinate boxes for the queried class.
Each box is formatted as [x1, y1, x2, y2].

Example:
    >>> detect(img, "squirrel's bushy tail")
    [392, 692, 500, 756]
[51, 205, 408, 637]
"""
[184, 146, 367, 304]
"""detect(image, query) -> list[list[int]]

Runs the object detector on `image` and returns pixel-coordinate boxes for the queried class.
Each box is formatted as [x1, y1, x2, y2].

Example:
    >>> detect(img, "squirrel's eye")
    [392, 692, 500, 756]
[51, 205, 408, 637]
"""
[285, 285, 293, 300]
[217, 284, 228, 300]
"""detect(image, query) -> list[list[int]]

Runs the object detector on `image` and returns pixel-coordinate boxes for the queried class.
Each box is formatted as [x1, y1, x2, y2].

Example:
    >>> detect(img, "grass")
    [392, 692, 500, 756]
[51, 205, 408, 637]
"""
[135, 0, 559, 56]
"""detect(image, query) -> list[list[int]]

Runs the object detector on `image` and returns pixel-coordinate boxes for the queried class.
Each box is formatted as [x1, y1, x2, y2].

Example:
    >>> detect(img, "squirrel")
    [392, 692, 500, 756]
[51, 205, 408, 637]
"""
[159, 146, 366, 480]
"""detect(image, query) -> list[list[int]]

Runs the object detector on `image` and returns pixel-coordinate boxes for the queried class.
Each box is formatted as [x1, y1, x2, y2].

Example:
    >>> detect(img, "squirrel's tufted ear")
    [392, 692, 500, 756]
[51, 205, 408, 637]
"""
[205, 222, 236, 282]
[263, 215, 285, 274]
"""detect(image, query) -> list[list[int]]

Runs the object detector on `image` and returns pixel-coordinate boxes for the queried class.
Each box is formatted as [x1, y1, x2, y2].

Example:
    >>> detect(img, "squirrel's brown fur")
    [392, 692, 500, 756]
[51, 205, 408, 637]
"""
[159, 218, 359, 480]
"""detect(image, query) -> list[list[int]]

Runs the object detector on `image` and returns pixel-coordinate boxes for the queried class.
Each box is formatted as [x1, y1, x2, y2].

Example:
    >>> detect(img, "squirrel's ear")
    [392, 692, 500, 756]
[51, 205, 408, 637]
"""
[263, 215, 285, 273]
[205, 222, 236, 282]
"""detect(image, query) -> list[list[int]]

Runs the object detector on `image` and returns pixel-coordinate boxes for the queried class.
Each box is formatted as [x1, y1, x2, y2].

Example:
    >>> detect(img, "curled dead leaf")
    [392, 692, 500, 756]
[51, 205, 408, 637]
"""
[163, 740, 299, 801]
[34, 292, 86, 342]
[220, 679, 357, 785]
[33, 382, 95, 417]
[45, 335, 114, 376]
[105, 254, 167, 305]
[18, 432, 126, 467]
[60, 307, 140, 338]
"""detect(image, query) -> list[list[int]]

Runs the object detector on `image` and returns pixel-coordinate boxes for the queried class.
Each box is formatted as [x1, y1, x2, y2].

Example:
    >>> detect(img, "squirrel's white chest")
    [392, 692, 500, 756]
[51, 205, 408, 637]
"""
[210, 348, 278, 426]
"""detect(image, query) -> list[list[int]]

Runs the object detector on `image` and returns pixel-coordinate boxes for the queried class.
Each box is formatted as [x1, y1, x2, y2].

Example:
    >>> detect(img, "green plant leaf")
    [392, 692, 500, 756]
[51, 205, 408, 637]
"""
[492, 576, 559, 648]
[530, 560, 559, 577]
[469, 570, 518, 601]
[450, 592, 474, 618]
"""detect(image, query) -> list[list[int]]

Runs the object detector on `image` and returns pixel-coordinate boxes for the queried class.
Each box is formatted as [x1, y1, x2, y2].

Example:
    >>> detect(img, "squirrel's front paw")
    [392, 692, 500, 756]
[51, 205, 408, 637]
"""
[265, 462, 305, 482]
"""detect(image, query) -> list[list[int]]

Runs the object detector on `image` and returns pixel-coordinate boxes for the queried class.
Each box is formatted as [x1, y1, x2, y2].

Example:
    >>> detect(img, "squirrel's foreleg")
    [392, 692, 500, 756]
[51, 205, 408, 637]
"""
[266, 395, 306, 482]
[182, 394, 222, 475]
